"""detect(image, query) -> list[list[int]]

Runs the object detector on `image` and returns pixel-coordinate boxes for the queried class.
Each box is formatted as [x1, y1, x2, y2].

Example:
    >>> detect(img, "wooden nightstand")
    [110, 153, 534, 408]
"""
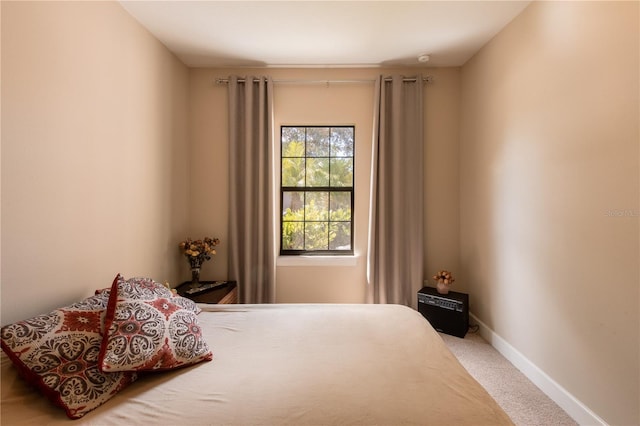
[175, 281, 238, 304]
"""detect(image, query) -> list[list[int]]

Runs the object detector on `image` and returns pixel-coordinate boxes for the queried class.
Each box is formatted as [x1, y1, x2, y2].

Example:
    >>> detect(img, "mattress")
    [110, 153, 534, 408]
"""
[1, 304, 513, 425]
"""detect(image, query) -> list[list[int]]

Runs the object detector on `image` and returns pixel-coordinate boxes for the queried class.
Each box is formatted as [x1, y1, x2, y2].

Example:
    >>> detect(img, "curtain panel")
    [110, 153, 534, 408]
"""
[367, 75, 425, 306]
[227, 76, 276, 303]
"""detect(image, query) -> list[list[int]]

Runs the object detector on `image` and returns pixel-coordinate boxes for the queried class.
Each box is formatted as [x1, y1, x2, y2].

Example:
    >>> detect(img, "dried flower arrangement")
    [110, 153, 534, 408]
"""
[432, 270, 455, 285]
[179, 237, 220, 271]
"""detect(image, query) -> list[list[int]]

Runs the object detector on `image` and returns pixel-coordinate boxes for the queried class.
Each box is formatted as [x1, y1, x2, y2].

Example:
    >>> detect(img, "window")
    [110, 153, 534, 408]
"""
[280, 126, 354, 255]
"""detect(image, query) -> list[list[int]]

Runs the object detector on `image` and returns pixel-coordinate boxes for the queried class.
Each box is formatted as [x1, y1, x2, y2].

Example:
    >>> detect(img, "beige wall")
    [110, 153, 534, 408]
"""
[1, 1, 190, 325]
[188, 67, 460, 305]
[459, 2, 639, 425]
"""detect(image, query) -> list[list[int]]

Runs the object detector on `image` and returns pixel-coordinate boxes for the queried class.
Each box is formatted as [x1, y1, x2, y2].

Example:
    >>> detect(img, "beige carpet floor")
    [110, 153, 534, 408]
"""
[440, 331, 578, 426]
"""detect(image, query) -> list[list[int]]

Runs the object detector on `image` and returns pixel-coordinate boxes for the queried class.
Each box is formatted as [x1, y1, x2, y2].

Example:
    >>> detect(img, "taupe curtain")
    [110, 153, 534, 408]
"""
[228, 76, 276, 303]
[367, 75, 424, 305]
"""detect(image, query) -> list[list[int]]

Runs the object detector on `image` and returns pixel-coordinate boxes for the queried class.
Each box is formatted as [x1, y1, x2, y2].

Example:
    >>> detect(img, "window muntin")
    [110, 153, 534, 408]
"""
[280, 126, 354, 255]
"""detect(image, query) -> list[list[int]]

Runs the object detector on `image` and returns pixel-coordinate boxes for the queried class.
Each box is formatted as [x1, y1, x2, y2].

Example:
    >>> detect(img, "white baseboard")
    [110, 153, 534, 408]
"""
[469, 313, 608, 426]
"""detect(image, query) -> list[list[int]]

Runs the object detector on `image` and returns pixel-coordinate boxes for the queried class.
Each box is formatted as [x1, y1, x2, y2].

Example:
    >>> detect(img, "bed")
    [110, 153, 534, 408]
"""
[1, 278, 512, 425]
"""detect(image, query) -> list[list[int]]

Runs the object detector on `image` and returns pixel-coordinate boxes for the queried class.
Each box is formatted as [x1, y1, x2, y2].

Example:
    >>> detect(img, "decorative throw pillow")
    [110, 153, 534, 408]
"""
[0, 290, 136, 419]
[99, 275, 212, 372]
[94, 287, 111, 296]
[103, 276, 201, 315]
[171, 293, 202, 315]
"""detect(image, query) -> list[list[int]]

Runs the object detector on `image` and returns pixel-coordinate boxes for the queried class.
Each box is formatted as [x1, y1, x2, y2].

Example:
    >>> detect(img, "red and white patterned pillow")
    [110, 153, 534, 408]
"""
[105, 274, 202, 315]
[171, 290, 202, 315]
[0, 290, 137, 419]
[99, 275, 212, 372]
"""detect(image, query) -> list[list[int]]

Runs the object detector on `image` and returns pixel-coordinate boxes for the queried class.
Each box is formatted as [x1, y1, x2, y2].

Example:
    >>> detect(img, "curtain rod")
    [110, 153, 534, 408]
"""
[215, 76, 433, 85]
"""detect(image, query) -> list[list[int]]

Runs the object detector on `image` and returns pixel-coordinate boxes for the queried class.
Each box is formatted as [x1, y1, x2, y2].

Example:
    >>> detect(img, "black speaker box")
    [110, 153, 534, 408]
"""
[417, 286, 469, 338]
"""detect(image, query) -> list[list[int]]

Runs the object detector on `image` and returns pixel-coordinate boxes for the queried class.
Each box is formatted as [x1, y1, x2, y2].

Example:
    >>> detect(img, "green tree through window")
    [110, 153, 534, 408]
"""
[281, 126, 354, 255]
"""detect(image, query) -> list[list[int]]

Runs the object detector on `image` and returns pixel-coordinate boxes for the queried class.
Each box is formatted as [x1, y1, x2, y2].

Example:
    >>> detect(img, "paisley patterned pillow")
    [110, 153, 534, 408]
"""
[99, 275, 212, 372]
[100, 276, 202, 314]
[0, 289, 136, 419]
[171, 291, 202, 315]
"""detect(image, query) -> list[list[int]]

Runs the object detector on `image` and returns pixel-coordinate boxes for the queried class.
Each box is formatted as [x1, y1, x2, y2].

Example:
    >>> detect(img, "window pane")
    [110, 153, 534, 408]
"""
[280, 125, 354, 255]
[306, 127, 330, 157]
[306, 157, 329, 187]
[329, 192, 351, 221]
[282, 222, 304, 250]
[282, 191, 305, 219]
[305, 191, 328, 221]
[305, 222, 328, 250]
[329, 222, 351, 250]
[330, 158, 353, 187]
[282, 127, 305, 157]
[282, 158, 305, 187]
[330, 127, 354, 157]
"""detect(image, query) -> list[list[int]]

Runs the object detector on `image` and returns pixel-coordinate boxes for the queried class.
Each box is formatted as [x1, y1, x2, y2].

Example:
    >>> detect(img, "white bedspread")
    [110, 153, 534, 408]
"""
[1, 304, 512, 425]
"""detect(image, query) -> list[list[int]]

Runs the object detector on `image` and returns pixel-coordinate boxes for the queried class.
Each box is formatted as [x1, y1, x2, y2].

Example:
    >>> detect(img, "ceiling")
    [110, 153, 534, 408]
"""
[119, 1, 532, 68]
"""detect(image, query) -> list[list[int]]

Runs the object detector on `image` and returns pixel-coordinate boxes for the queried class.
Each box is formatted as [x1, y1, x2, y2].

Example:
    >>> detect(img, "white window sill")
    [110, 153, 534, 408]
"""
[277, 254, 359, 267]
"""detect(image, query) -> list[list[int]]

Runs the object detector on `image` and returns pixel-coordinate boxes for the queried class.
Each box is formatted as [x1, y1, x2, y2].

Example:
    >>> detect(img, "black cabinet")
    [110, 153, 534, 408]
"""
[417, 286, 469, 338]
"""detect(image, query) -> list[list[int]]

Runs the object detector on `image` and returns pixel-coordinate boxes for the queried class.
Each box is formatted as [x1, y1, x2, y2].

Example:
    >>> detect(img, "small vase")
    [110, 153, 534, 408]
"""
[436, 282, 450, 294]
[190, 267, 201, 287]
